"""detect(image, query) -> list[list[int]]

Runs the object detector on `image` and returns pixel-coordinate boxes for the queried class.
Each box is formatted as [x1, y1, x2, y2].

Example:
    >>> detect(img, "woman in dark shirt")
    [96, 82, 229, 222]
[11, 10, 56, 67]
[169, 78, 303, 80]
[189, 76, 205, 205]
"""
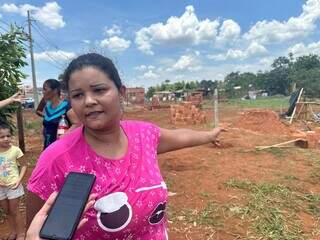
[41, 79, 79, 149]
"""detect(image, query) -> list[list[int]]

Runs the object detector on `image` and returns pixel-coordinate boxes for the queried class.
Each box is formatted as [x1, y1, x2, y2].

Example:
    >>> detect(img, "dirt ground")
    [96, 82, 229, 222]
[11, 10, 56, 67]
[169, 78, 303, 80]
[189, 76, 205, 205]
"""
[1, 104, 320, 239]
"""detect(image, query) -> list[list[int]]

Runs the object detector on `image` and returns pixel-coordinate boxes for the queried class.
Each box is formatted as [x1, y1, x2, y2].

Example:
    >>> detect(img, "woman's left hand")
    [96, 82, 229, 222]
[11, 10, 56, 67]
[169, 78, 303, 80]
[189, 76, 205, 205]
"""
[210, 127, 227, 145]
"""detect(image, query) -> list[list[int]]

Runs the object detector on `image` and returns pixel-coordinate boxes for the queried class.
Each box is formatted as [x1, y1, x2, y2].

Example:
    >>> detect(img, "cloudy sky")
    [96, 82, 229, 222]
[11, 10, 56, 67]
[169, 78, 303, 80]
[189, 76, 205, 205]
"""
[1, 0, 320, 88]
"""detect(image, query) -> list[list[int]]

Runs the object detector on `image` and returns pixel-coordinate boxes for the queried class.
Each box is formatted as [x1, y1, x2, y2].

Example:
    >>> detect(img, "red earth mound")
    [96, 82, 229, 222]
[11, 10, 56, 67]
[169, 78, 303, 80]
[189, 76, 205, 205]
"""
[234, 109, 294, 135]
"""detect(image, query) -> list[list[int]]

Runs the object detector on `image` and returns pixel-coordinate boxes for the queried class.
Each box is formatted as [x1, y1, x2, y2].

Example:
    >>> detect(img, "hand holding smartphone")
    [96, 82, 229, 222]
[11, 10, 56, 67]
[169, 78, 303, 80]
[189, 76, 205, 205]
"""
[39, 172, 96, 240]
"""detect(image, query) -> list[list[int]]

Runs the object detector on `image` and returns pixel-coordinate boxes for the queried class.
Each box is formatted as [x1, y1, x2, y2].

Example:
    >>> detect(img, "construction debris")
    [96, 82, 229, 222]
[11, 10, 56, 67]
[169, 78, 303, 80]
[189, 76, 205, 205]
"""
[170, 102, 206, 125]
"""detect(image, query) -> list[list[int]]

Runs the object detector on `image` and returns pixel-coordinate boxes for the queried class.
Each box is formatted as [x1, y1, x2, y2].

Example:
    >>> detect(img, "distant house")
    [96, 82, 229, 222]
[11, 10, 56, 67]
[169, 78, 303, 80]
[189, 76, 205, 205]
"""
[248, 90, 268, 100]
[125, 87, 145, 104]
[186, 90, 204, 105]
[154, 91, 175, 101]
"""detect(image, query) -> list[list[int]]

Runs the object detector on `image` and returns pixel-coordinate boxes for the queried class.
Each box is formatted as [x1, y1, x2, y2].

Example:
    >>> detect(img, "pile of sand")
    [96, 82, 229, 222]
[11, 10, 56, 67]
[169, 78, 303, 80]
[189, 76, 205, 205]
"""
[234, 110, 293, 135]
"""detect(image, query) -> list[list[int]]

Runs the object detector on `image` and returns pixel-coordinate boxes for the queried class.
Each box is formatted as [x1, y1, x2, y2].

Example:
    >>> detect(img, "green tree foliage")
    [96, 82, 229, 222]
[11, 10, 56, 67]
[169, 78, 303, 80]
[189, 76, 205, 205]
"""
[0, 25, 28, 125]
[223, 54, 320, 98]
[146, 86, 156, 99]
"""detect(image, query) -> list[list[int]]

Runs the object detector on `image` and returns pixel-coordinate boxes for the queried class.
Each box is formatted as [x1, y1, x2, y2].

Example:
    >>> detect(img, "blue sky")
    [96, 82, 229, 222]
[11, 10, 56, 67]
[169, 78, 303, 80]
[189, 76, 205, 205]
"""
[0, 0, 319, 89]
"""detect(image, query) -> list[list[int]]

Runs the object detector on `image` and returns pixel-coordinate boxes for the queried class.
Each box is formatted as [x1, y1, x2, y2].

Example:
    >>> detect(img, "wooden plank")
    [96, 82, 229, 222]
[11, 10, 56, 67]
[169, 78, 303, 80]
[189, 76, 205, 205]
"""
[16, 105, 25, 153]
[256, 138, 303, 151]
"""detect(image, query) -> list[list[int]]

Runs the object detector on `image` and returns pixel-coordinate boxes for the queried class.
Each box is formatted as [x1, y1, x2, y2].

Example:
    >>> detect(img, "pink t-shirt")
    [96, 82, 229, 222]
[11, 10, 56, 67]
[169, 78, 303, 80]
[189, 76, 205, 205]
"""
[28, 120, 168, 240]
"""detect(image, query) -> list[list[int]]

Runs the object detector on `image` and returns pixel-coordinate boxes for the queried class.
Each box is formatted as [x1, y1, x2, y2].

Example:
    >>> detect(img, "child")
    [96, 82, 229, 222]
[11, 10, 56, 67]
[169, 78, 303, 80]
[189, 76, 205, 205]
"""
[0, 121, 27, 240]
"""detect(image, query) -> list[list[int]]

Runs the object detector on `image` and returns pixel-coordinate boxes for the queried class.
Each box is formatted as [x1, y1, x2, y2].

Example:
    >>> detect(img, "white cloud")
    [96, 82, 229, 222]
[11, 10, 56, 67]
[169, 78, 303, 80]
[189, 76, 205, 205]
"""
[134, 65, 155, 71]
[216, 19, 241, 46]
[134, 65, 147, 71]
[208, 42, 267, 61]
[287, 41, 320, 56]
[243, 0, 320, 44]
[33, 50, 76, 61]
[259, 57, 274, 67]
[143, 70, 158, 79]
[100, 36, 131, 52]
[1, 2, 65, 29]
[171, 55, 199, 71]
[135, 5, 219, 55]
[104, 24, 122, 36]
[1, 3, 19, 12]
[83, 40, 91, 44]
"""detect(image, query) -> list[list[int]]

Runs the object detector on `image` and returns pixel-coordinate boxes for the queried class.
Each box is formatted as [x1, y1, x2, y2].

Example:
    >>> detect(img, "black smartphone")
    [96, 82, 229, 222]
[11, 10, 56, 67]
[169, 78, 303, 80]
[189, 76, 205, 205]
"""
[39, 172, 96, 240]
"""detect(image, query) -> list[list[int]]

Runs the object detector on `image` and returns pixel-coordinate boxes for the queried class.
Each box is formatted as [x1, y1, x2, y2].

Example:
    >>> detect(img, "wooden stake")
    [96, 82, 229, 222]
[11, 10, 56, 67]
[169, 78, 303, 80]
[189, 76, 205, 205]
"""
[256, 138, 303, 151]
[214, 88, 219, 128]
[16, 105, 25, 153]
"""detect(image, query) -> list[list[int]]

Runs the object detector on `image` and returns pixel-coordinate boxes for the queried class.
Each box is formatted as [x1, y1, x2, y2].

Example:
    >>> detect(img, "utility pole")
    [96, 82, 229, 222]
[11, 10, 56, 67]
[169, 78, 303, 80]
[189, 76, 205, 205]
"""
[27, 10, 39, 109]
[214, 88, 219, 127]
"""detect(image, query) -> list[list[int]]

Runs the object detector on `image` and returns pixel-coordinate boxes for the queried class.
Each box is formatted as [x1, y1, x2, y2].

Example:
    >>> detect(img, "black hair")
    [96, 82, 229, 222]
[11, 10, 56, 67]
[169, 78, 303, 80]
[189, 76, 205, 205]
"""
[43, 79, 61, 96]
[63, 53, 123, 91]
[0, 119, 12, 135]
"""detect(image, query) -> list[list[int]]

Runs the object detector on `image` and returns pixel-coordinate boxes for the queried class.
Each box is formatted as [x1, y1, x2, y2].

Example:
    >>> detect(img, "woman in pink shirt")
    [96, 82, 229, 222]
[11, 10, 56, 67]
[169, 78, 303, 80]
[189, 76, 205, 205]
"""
[26, 53, 224, 240]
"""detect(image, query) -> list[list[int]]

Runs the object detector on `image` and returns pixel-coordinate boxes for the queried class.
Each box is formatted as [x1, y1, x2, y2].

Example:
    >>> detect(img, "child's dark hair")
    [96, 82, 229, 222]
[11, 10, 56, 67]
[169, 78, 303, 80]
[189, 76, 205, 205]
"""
[44, 79, 61, 96]
[63, 53, 122, 91]
[0, 119, 12, 134]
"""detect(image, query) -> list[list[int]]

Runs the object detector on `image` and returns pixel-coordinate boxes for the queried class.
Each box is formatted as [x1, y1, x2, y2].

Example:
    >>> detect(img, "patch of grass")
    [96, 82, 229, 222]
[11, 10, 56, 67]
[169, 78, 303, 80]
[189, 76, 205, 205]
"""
[225, 178, 252, 190]
[199, 191, 210, 198]
[24, 119, 42, 134]
[226, 96, 289, 110]
[202, 96, 289, 110]
[304, 194, 320, 218]
[225, 178, 304, 239]
[284, 175, 298, 181]
[265, 147, 285, 158]
[164, 177, 175, 190]
[174, 202, 224, 228]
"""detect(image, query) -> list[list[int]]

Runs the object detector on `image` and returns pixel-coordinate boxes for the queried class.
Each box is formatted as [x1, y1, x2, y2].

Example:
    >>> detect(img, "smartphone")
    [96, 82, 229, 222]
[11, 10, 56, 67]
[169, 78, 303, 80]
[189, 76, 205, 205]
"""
[40, 172, 96, 240]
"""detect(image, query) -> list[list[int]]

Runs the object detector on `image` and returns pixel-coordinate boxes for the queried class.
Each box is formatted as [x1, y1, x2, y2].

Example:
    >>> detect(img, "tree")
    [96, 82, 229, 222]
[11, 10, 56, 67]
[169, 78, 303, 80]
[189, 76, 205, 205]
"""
[0, 25, 28, 126]
[146, 86, 156, 99]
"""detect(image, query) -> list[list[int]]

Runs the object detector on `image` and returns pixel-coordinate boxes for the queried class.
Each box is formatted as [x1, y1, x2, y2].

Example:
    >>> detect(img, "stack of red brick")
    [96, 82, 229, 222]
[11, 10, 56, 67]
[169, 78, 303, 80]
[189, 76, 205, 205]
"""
[170, 102, 206, 125]
[150, 96, 160, 110]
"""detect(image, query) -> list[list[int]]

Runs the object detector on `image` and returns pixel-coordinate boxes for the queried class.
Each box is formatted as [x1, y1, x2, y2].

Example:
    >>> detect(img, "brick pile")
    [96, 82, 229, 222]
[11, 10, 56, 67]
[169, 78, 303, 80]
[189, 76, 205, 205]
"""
[170, 102, 206, 125]
[151, 96, 160, 110]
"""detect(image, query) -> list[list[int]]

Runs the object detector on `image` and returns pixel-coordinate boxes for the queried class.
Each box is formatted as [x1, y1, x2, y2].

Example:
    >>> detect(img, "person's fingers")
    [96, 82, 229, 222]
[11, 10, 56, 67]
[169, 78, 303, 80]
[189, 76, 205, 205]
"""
[37, 192, 58, 216]
[77, 218, 88, 230]
[212, 140, 221, 146]
[88, 193, 98, 202]
[83, 199, 95, 214]
[83, 193, 98, 212]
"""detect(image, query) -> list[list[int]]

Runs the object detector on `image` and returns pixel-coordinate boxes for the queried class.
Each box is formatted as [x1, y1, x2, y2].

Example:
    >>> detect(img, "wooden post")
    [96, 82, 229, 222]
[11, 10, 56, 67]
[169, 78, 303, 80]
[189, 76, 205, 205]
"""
[214, 88, 219, 128]
[16, 105, 25, 153]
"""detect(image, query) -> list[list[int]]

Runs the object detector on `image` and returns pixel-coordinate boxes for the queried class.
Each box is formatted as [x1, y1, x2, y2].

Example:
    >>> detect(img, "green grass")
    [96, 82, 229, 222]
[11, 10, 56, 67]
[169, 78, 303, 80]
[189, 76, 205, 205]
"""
[169, 202, 224, 228]
[226, 96, 289, 109]
[265, 148, 286, 158]
[225, 178, 305, 239]
[284, 175, 299, 181]
[24, 118, 42, 134]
